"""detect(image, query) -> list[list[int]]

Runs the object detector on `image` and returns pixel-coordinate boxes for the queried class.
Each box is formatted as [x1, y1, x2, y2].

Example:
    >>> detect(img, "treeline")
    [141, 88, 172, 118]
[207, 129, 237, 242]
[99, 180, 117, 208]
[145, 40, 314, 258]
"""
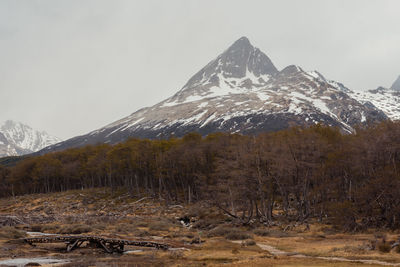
[1, 122, 400, 230]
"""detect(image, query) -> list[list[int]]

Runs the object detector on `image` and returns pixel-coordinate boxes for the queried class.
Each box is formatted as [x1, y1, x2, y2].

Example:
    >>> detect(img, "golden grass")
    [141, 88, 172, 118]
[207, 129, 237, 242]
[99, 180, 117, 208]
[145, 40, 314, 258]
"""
[182, 238, 268, 265]
[254, 231, 400, 264]
[1, 188, 400, 266]
[212, 257, 386, 267]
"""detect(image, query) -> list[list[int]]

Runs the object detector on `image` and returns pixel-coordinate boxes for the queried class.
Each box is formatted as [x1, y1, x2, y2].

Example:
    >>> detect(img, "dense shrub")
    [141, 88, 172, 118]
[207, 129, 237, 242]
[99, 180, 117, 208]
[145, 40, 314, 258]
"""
[148, 221, 171, 231]
[378, 243, 391, 253]
[92, 223, 107, 231]
[207, 226, 252, 240]
[0, 226, 26, 239]
[30, 224, 60, 233]
[253, 228, 270, 236]
[59, 224, 92, 234]
[225, 231, 252, 240]
[193, 218, 222, 230]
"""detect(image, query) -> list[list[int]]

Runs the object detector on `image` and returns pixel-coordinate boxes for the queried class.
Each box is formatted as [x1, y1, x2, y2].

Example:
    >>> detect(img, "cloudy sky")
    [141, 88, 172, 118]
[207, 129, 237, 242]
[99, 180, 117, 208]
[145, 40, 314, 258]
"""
[1, 0, 399, 139]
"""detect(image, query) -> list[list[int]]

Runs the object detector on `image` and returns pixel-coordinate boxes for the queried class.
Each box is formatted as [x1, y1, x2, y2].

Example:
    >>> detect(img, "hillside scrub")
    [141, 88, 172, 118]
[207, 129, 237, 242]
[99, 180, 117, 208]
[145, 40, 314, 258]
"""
[1, 122, 400, 230]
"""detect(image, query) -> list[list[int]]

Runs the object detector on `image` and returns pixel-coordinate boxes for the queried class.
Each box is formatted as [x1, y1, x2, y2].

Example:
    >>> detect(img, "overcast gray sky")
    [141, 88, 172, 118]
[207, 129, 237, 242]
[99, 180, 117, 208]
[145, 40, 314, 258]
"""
[1, 0, 399, 139]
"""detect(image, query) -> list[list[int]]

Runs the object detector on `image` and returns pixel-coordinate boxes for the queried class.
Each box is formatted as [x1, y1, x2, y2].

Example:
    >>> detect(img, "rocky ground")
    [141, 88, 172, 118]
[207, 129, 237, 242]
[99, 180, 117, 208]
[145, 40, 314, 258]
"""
[1, 188, 400, 266]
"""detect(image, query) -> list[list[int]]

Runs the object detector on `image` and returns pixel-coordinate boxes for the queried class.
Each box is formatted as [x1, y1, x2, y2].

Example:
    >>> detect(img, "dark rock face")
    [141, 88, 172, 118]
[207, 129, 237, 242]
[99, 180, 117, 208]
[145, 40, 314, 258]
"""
[182, 36, 277, 90]
[221, 37, 278, 78]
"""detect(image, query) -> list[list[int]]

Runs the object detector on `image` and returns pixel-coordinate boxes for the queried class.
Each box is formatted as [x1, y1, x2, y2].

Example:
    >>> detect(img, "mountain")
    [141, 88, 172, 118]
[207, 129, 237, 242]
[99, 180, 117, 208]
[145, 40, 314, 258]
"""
[350, 76, 400, 120]
[0, 120, 61, 157]
[40, 37, 388, 153]
[391, 76, 400, 91]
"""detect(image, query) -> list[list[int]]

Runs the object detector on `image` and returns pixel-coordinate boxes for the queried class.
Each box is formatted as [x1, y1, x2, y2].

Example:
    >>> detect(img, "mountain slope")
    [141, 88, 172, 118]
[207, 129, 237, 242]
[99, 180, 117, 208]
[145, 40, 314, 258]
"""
[0, 120, 61, 157]
[40, 37, 388, 153]
[391, 76, 400, 91]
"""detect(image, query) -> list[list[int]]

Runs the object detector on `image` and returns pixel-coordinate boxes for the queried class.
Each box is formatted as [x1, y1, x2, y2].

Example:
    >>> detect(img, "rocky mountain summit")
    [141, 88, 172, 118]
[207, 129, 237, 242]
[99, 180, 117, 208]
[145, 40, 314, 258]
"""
[0, 120, 61, 157]
[41, 37, 391, 153]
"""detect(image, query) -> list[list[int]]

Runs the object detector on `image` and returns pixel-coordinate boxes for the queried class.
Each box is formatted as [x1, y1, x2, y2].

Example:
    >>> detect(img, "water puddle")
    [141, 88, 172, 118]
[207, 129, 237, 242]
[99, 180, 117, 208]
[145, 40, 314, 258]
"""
[26, 231, 58, 237]
[123, 249, 144, 254]
[168, 247, 190, 251]
[0, 257, 69, 267]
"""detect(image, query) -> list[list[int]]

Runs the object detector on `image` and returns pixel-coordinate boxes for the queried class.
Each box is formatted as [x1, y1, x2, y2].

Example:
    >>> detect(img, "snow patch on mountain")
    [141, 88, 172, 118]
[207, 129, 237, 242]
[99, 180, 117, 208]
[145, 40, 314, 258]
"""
[350, 87, 400, 120]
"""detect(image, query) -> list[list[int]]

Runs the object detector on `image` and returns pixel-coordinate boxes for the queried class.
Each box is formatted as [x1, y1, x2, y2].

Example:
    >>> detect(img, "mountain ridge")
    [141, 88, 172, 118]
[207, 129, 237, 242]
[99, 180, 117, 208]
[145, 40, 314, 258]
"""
[39, 37, 393, 154]
[40, 37, 400, 153]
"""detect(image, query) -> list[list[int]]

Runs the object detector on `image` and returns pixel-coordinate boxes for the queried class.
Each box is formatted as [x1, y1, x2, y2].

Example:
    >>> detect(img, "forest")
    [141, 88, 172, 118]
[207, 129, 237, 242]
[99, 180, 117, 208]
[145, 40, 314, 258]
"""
[1, 122, 400, 231]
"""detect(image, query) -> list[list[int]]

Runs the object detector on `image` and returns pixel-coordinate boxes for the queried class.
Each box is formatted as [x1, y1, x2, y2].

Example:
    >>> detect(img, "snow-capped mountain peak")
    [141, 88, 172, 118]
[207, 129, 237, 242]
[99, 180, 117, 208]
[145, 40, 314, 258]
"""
[164, 37, 278, 107]
[0, 120, 61, 157]
[40, 37, 390, 154]
[181, 37, 277, 91]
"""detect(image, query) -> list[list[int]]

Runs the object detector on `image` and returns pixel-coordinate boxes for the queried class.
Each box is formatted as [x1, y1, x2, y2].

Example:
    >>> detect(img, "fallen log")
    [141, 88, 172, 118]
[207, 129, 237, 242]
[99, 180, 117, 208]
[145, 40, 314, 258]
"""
[24, 235, 170, 253]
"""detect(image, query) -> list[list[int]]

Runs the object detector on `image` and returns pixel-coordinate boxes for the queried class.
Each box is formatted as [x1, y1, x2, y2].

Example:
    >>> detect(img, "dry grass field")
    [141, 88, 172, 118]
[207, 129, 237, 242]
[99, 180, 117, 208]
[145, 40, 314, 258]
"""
[0, 188, 399, 266]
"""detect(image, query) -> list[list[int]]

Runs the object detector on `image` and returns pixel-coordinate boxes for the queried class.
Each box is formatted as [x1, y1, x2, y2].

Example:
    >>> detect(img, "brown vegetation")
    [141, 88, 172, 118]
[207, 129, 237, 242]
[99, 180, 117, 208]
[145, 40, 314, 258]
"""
[1, 122, 400, 231]
[207, 226, 251, 240]
[58, 224, 93, 234]
[1, 189, 400, 266]
[0, 226, 26, 239]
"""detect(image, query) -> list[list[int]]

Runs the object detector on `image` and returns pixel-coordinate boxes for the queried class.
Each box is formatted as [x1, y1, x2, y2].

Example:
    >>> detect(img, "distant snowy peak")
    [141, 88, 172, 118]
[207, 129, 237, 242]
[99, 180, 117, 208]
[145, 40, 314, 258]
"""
[0, 120, 61, 157]
[391, 75, 400, 91]
[351, 90, 400, 121]
[350, 75, 400, 121]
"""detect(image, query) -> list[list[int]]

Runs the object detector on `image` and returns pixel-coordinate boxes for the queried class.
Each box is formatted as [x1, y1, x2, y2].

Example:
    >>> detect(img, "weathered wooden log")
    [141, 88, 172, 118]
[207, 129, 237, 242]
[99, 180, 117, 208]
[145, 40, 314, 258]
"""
[23, 235, 170, 253]
[98, 240, 112, 253]
[66, 239, 79, 252]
